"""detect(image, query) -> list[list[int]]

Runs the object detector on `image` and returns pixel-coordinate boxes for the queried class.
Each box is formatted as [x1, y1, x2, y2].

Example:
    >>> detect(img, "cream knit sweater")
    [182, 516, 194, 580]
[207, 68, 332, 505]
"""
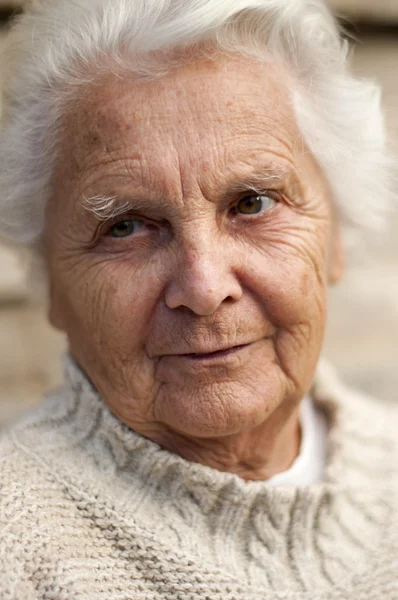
[0, 356, 397, 599]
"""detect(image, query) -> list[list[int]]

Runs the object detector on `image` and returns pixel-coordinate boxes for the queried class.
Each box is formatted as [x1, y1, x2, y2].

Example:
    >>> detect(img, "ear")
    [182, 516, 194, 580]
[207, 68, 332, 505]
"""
[37, 237, 66, 332]
[48, 280, 66, 332]
[328, 230, 345, 286]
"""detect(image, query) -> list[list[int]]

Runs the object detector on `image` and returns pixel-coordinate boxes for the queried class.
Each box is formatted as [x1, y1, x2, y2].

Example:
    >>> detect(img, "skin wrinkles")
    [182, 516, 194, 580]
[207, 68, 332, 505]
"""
[44, 52, 345, 481]
[75, 153, 304, 237]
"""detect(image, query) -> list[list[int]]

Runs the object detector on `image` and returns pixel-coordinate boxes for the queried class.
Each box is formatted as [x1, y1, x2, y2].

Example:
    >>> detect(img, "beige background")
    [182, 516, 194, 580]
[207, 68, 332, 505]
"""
[331, 0, 398, 22]
[0, 10, 397, 427]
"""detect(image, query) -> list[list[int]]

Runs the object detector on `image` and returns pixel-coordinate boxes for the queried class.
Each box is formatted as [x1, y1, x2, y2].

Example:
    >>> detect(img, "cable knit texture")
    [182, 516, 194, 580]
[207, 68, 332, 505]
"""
[0, 356, 397, 599]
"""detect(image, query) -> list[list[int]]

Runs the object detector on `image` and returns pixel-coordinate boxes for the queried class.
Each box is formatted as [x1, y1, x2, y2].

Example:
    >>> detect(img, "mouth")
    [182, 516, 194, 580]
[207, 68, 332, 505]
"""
[183, 343, 251, 361]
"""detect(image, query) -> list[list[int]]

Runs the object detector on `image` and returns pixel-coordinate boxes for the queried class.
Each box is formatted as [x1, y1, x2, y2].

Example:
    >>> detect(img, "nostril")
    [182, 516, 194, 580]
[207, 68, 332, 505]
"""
[164, 258, 243, 314]
[173, 305, 197, 316]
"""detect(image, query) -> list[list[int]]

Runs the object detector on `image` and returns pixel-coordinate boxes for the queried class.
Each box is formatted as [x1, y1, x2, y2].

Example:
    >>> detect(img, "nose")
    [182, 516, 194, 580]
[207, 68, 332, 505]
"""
[164, 230, 243, 316]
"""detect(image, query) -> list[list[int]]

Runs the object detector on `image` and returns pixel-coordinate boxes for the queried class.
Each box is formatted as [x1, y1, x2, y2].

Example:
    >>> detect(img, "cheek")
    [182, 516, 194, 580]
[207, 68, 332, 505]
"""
[243, 245, 328, 394]
[240, 254, 326, 399]
[237, 199, 331, 325]
[245, 250, 327, 329]
[60, 257, 164, 355]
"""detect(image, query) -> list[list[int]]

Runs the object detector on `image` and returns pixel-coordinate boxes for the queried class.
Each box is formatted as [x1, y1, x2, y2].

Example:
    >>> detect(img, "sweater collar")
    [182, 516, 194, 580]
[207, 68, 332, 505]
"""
[12, 353, 395, 594]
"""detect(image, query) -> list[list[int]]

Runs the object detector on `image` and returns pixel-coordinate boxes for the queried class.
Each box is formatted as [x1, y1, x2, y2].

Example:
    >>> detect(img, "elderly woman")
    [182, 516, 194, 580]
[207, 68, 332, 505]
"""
[0, 0, 397, 597]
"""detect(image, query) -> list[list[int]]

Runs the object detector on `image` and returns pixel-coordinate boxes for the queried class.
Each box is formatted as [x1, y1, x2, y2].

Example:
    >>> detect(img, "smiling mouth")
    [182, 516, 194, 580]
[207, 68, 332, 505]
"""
[184, 343, 251, 360]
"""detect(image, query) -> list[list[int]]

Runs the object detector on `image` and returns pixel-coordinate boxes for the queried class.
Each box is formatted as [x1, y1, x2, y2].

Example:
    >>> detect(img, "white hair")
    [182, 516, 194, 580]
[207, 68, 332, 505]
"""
[0, 0, 395, 249]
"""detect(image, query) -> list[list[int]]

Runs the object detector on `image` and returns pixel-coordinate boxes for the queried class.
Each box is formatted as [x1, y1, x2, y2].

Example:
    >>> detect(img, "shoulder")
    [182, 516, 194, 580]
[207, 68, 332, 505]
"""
[313, 359, 398, 485]
[0, 385, 84, 534]
[0, 395, 161, 599]
[0, 425, 53, 596]
[0, 405, 67, 523]
[0, 424, 48, 500]
[0, 393, 94, 596]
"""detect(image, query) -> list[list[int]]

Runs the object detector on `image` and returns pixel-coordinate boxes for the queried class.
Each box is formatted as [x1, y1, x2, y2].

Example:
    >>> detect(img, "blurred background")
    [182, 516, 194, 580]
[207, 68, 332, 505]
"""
[0, 0, 397, 428]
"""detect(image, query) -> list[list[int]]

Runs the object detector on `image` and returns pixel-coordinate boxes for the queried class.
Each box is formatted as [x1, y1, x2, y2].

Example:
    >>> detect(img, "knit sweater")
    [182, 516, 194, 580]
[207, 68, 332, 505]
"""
[0, 356, 397, 600]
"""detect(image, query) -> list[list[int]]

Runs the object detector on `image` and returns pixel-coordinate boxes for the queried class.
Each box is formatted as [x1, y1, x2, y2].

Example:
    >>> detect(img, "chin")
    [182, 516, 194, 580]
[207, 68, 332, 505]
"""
[156, 377, 284, 438]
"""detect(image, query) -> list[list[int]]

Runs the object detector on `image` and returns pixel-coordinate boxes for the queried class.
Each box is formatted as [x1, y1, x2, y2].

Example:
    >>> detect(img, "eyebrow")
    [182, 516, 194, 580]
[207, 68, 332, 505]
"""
[80, 166, 298, 221]
[80, 193, 173, 221]
[229, 170, 285, 195]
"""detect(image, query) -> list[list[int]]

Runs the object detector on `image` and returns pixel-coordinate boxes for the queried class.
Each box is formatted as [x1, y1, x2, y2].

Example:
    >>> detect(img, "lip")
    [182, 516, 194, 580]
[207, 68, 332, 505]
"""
[158, 342, 263, 365]
[183, 343, 251, 361]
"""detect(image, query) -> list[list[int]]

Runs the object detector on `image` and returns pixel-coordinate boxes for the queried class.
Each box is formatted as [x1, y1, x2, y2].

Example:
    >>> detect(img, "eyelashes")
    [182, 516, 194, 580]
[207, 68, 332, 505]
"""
[94, 190, 284, 244]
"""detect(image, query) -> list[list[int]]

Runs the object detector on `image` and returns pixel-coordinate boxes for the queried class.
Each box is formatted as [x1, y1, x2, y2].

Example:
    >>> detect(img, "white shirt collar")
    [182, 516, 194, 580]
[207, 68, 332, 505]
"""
[265, 395, 329, 487]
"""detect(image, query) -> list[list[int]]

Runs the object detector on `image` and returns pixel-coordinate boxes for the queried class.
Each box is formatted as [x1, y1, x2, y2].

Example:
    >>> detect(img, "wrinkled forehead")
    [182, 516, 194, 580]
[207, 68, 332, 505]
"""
[59, 53, 303, 176]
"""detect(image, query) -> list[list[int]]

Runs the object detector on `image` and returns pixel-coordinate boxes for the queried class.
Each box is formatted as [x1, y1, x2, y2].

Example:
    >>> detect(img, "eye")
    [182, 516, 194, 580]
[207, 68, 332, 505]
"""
[234, 194, 276, 216]
[108, 219, 146, 239]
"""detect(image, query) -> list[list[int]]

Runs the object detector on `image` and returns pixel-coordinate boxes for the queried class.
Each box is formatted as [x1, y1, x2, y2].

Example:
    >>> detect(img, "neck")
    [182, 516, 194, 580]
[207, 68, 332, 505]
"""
[142, 402, 302, 482]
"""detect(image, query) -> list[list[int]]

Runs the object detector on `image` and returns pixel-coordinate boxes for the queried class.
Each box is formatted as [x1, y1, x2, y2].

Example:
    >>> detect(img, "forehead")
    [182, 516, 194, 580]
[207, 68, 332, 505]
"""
[60, 53, 303, 185]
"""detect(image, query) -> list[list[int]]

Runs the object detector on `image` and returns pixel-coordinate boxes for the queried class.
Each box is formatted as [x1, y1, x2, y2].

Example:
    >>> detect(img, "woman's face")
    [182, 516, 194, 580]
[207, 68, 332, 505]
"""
[45, 54, 342, 440]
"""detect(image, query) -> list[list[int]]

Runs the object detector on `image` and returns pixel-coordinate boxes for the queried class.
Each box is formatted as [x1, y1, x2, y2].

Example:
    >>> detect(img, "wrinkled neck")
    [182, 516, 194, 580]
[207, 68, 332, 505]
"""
[144, 405, 302, 482]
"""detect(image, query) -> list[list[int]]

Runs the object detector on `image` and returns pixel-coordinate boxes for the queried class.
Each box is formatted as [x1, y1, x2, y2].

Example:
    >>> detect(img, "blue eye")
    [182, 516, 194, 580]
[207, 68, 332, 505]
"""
[108, 220, 145, 238]
[236, 194, 276, 215]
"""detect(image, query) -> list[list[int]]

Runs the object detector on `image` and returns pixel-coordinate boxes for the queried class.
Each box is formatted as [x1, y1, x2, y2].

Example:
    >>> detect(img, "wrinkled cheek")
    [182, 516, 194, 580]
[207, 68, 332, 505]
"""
[273, 296, 327, 393]
[248, 256, 325, 330]
[62, 260, 157, 358]
[246, 253, 327, 392]
[97, 278, 157, 354]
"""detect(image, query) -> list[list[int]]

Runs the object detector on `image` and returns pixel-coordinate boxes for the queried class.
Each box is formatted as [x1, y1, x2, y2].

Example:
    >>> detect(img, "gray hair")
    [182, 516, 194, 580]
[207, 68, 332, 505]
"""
[0, 0, 395, 249]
